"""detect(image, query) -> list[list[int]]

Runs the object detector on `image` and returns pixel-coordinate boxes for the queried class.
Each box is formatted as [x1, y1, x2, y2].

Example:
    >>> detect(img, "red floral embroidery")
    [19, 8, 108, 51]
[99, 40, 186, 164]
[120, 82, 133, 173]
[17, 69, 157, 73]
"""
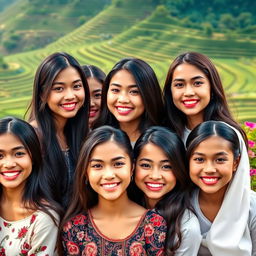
[150, 215, 163, 227]
[63, 221, 72, 232]
[30, 214, 37, 224]
[73, 215, 87, 225]
[82, 242, 97, 256]
[67, 241, 79, 255]
[17, 227, 28, 239]
[0, 247, 5, 256]
[76, 231, 85, 241]
[144, 223, 154, 237]
[129, 242, 145, 256]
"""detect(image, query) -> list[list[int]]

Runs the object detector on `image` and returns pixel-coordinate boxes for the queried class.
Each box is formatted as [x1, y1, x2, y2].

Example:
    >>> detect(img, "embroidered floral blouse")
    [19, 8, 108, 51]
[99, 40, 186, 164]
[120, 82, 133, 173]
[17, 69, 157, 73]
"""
[0, 210, 59, 256]
[62, 209, 167, 255]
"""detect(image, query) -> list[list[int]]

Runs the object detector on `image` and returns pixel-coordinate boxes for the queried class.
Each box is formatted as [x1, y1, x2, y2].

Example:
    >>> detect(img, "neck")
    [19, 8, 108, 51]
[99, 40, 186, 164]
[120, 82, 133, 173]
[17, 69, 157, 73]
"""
[119, 121, 140, 142]
[94, 192, 132, 217]
[145, 197, 158, 209]
[1, 185, 24, 207]
[186, 115, 203, 130]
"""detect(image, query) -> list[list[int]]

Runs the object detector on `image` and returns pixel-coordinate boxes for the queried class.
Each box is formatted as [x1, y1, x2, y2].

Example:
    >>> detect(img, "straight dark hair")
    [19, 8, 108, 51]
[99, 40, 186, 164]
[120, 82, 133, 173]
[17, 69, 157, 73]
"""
[82, 64, 106, 84]
[186, 121, 240, 161]
[26, 52, 90, 205]
[0, 117, 62, 223]
[93, 57, 165, 132]
[61, 125, 133, 224]
[163, 52, 247, 145]
[133, 126, 194, 256]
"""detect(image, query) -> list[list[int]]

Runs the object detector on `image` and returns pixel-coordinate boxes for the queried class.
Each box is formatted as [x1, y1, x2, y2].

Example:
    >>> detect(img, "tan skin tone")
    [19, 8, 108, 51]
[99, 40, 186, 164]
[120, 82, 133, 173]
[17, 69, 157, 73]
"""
[87, 141, 146, 239]
[0, 134, 34, 221]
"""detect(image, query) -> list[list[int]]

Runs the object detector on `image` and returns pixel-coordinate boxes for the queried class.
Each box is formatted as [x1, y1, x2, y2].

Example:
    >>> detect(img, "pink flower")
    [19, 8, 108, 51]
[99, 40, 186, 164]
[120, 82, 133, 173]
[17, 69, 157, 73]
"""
[150, 214, 163, 227]
[73, 214, 87, 225]
[250, 169, 256, 176]
[63, 221, 72, 232]
[129, 242, 145, 256]
[82, 242, 97, 256]
[249, 150, 255, 158]
[17, 227, 28, 238]
[144, 224, 154, 237]
[76, 231, 85, 241]
[67, 241, 79, 255]
[248, 140, 255, 148]
[30, 214, 37, 224]
[245, 122, 256, 129]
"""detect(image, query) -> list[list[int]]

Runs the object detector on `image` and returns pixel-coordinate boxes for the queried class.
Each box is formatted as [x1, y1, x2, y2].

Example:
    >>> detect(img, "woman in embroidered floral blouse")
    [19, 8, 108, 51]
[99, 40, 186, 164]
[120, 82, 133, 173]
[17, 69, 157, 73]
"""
[61, 126, 167, 255]
[0, 117, 62, 255]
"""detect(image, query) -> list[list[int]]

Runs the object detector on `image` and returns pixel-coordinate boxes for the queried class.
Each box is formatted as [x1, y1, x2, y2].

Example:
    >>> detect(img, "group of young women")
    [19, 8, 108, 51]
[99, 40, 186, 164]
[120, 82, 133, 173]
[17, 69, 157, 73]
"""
[0, 51, 255, 256]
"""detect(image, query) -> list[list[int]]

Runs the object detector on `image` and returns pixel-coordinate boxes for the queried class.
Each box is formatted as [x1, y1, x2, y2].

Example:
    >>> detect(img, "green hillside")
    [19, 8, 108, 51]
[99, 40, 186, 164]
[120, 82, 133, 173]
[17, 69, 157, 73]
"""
[0, 0, 255, 123]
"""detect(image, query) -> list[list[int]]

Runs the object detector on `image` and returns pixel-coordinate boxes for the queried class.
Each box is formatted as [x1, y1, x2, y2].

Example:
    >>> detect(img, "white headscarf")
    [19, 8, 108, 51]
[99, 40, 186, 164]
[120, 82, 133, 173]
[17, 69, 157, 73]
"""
[205, 122, 251, 255]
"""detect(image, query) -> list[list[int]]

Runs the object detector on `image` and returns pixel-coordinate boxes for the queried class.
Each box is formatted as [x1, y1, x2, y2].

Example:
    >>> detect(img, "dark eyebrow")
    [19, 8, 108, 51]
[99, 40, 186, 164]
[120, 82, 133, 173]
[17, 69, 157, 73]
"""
[52, 79, 82, 85]
[191, 76, 205, 80]
[192, 151, 228, 156]
[89, 156, 126, 162]
[138, 158, 153, 162]
[110, 83, 138, 88]
[0, 146, 26, 152]
[93, 89, 102, 93]
[173, 76, 205, 82]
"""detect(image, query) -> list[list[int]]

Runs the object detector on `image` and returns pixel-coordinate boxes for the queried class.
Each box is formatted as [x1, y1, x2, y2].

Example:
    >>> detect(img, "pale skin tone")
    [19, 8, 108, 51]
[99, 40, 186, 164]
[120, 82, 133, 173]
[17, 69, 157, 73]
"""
[107, 70, 145, 142]
[171, 63, 211, 129]
[189, 136, 239, 222]
[30, 66, 85, 150]
[87, 141, 146, 239]
[0, 133, 34, 221]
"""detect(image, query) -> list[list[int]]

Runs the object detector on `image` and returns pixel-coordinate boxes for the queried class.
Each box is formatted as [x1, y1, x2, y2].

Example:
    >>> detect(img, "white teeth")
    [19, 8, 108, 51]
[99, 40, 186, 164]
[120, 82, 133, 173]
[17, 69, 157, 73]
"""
[202, 178, 218, 182]
[117, 107, 131, 112]
[63, 103, 75, 108]
[185, 101, 197, 104]
[2, 172, 20, 177]
[102, 183, 118, 188]
[147, 183, 163, 188]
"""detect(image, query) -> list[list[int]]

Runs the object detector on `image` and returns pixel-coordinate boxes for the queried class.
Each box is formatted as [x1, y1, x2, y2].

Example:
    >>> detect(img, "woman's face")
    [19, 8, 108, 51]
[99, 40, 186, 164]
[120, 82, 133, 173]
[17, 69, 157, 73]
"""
[0, 133, 32, 192]
[189, 136, 239, 198]
[47, 66, 85, 125]
[88, 77, 103, 127]
[171, 63, 211, 128]
[107, 69, 145, 129]
[135, 143, 176, 208]
[87, 141, 133, 202]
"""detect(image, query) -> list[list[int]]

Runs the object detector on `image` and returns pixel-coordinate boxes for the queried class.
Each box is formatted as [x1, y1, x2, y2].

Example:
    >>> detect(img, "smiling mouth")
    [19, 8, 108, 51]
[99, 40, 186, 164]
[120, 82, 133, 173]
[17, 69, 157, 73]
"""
[61, 103, 77, 111]
[182, 100, 199, 108]
[145, 182, 164, 191]
[1, 171, 22, 180]
[101, 182, 120, 190]
[116, 107, 133, 115]
[89, 109, 99, 117]
[200, 177, 219, 185]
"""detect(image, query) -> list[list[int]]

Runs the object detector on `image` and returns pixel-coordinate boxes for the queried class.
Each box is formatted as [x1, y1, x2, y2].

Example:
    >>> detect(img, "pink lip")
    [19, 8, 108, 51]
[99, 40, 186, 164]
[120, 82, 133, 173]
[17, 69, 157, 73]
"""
[1, 170, 22, 181]
[145, 182, 164, 192]
[89, 109, 99, 118]
[200, 176, 220, 185]
[115, 106, 133, 115]
[182, 99, 199, 108]
[61, 102, 77, 111]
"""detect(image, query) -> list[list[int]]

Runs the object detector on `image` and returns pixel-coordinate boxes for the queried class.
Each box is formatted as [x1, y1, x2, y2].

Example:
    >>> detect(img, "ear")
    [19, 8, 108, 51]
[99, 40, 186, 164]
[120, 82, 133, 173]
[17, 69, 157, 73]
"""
[233, 155, 240, 172]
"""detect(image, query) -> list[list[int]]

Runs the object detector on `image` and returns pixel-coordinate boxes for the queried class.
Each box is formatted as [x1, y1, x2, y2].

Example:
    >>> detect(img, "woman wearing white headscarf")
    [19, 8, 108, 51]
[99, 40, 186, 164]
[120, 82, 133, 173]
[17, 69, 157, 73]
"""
[186, 121, 256, 256]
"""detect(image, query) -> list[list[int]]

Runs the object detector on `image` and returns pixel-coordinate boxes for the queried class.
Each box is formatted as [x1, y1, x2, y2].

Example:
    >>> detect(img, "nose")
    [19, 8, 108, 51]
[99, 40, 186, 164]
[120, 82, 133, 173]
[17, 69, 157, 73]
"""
[2, 157, 16, 169]
[117, 92, 130, 104]
[103, 167, 116, 180]
[64, 88, 75, 100]
[204, 162, 217, 173]
[90, 98, 96, 107]
[184, 85, 195, 96]
[149, 168, 162, 180]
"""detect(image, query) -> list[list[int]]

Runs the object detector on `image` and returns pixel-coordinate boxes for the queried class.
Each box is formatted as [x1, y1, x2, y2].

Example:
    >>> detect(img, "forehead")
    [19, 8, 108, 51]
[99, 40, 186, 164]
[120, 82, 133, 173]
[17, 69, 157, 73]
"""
[173, 63, 207, 79]
[87, 77, 103, 92]
[193, 136, 233, 154]
[138, 143, 169, 160]
[53, 66, 81, 82]
[90, 141, 129, 159]
[110, 69, 136, 86]
[0, 133, 24, 150]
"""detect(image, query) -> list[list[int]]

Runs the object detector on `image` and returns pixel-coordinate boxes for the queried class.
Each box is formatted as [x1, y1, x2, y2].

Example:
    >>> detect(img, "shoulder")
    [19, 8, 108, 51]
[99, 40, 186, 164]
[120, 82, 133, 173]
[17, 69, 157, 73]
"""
[144, 209, 166, 226]
[33, 209, 59, 225]
[63, 213, 88, 231]
[181, 209, 201, 236]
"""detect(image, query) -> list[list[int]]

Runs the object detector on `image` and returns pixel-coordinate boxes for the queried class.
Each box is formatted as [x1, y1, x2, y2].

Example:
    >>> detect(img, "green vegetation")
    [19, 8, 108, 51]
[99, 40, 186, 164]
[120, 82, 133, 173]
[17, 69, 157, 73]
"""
[0, 0, 255, 123]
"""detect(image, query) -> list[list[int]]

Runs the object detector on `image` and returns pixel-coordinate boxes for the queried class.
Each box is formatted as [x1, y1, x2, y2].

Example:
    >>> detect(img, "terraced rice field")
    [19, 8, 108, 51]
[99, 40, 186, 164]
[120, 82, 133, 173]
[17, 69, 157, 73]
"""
[0, 4, 255, 123]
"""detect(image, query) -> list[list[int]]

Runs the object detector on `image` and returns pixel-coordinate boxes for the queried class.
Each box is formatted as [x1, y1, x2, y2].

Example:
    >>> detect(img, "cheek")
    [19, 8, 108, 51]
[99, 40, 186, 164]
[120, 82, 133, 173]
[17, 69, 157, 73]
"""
[134, 168, 146, 188]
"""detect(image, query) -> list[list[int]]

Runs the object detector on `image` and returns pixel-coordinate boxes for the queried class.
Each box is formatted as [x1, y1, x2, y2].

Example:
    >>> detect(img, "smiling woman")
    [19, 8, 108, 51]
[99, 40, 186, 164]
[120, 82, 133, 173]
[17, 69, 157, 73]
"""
[26, 52, 90, 208]
[60, 126, 167, 255]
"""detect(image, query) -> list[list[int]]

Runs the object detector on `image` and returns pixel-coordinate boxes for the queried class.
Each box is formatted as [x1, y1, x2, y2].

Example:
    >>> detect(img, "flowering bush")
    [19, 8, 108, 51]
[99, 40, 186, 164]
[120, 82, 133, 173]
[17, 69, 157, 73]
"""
[242, 122, 256, 191]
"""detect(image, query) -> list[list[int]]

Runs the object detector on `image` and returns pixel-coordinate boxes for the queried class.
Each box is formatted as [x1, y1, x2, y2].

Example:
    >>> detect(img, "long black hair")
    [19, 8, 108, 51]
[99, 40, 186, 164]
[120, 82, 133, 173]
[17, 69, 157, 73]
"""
[133, 126, 194, 256]
[94, 57, 165, 132]
[61, 125, 133, 223]
[26, 52, 90, 205]
[163, 52, 247, 145]
[0, 117, 62, 223]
